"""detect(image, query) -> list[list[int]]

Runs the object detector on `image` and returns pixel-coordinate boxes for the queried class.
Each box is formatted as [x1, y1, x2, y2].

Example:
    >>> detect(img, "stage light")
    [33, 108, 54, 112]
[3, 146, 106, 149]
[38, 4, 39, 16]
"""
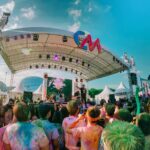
[14, 36, 17, 40]
[27, 34, 31, 38]
[47, 54, 50, 59]
[0, 12, 11, 29]
[6, 37, 9, 42]
[63, 36, 67, 42]
[41, 64, 44, 68]
[82, 61, 85, 66]
[39, 54, 42, 59]
[116, 59, 119, 63]
[69, 58, 72, 62]
[20, 35, 24, 39]
[35, 65, 39, 68]
[62, 56, 65, 61]
[33, 34, 39, 41]
[53, 54, 59, 61]
[113, 56, 115, 61]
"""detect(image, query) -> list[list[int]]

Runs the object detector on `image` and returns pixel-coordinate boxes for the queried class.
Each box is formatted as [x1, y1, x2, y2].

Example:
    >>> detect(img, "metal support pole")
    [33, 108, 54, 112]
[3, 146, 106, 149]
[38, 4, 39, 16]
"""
[127, 69, 133, 97]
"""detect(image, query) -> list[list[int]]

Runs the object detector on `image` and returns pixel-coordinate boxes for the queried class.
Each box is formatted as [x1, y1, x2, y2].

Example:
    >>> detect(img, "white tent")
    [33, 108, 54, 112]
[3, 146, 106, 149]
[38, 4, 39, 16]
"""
[95, 86, 114, 103]
[34, 84, 42, 95]
[9, 83, 23, 99]
[0, 90, 7, 95]
[11, 83, 23, 93]
[0, 90, 9, 106]
[33, 85, 42, 101]
[115, 82, 129, 100]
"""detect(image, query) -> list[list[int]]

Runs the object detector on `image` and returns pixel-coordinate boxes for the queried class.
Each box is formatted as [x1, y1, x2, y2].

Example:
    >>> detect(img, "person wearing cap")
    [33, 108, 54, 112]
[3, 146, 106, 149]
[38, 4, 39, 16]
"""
[67, 106, 103, 150]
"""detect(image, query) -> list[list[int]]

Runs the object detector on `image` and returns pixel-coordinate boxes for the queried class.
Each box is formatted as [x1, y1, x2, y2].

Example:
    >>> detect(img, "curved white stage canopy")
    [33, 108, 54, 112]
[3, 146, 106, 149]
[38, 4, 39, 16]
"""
[0, 27, 128, 81]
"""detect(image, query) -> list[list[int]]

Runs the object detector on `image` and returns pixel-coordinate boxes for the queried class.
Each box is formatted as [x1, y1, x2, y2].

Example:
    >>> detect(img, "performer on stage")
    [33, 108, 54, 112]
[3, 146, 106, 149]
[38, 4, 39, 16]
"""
[80, 84, 87, 107]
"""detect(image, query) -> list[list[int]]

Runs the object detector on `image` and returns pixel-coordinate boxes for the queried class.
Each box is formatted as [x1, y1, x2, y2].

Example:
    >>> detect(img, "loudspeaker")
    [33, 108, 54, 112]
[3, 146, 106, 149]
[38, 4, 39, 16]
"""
[130, 73, 137, 85]
[62, 36, 67, 42]
[23, 91, 33, 104]
[33, 34, 39, 41]
[109, 94, 115, 104]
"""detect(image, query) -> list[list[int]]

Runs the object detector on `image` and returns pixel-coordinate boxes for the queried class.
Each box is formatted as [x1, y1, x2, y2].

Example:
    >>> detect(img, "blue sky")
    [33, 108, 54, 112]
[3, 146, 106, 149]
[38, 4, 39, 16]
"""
[0, 0, 150, 89]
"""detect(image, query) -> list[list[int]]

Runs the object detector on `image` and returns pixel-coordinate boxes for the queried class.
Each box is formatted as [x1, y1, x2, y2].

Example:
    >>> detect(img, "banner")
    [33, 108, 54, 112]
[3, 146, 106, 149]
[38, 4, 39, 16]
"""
[47, 77, 72, 102]
[140, 78, 150, 95]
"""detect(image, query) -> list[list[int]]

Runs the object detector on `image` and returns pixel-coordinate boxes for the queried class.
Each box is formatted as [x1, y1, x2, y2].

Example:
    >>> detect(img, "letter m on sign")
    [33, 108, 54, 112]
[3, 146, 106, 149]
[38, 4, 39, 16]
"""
[80, 35, 102, 54]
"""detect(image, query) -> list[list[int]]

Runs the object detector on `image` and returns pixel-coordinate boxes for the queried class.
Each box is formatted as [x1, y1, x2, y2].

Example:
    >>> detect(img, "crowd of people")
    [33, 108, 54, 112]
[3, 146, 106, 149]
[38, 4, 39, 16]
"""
[0, 95, 150, 150]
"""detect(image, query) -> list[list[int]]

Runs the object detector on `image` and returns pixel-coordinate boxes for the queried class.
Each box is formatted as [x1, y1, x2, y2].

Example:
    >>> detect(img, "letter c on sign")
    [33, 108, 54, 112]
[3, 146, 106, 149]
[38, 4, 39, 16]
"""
[74, 31, 87, 50]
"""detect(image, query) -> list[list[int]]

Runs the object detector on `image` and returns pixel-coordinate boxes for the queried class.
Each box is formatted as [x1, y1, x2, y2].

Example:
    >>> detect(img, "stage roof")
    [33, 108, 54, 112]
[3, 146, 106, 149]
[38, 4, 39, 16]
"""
[0, 27, 128, 81]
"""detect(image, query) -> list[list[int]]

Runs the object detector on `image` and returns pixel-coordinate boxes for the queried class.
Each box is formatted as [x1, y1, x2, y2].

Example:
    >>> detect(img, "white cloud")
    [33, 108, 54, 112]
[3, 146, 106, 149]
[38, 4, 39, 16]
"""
[104, 5, 112, 13]
[88, 2, 93, 12]
[13, 16, 19, 22]
[68, 21, 80, 32]
[68, 9, 82, 32]
[21, 7, 35, 20]
[68, 9, 81, 21]
[0, 0, 15, 14]
[74, 0, 80, 5]
[3, 16, 20, 31]
[4, 22, 19, 31]
[87, 2, 112, 14]
[0, 58, 11, 86]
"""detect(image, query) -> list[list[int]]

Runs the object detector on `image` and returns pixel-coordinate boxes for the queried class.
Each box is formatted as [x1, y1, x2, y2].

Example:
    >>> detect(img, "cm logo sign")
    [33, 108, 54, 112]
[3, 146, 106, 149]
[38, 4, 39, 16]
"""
[74, 31, 102, 54]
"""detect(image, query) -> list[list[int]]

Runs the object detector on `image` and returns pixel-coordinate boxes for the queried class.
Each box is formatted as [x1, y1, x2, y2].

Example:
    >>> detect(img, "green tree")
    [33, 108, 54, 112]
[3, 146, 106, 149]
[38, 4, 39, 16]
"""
[88, 88, 103, 98]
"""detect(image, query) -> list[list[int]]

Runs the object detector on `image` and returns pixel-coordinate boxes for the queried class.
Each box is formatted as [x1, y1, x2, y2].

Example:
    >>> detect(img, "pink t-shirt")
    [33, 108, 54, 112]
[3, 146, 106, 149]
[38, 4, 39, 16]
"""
[33, 119, 59, 150]
[62, 116, 86, 150]
[71, 125, 103, 150]
[3, 122, 49, 150]
[100, 107, 106, 118]
[0, 126, 6, 150]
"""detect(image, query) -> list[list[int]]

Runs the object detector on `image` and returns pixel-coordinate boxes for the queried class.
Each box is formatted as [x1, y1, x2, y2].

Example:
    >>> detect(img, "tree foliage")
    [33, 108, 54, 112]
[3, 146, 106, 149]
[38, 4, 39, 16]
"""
[88, 88, 103, 98]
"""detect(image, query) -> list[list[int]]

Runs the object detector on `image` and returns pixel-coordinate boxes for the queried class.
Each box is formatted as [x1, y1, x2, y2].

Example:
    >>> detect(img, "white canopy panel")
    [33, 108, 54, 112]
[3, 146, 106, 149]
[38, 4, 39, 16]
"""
[115, 82, 129, 94]
[11, 82, 23, 93]
[34, 84, 42, 95]
[0, 27, 128, 81]
[95, 85, 114, 103]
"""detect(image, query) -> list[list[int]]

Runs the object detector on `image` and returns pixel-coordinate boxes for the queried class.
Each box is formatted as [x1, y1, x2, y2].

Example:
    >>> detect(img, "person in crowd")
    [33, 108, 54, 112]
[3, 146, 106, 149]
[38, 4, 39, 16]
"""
[114, 101, 121, 118]
[101, 121, 145, 150]
[67, 106, 103, 150]
[105, 104, 116, 124]
[117, 109, 133, 123]
[28, 104, 38, 121]
[0, 104, 13, 127]
[3, 102, 49, 150]
[80, 84, 87, 107]
[52, 110, 65, 150]
[0, 104, 15, 150]
[62, 100, 83, 150]
[136, 113, 150, 150]
[99, 99, 106, 118]
[60, 106, 69, 121]
[33, 103, 59, 150]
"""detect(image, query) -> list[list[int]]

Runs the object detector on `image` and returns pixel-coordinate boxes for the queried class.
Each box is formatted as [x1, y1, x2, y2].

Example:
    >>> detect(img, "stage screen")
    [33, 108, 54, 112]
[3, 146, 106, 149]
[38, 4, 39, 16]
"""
[47, 77, 72, 102]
